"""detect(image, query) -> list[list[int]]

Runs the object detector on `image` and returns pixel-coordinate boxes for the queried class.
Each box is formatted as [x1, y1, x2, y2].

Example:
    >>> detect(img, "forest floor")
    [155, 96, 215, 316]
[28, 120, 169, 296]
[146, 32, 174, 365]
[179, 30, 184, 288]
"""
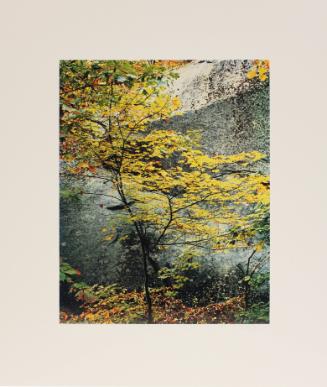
[60, 287, 248, 324]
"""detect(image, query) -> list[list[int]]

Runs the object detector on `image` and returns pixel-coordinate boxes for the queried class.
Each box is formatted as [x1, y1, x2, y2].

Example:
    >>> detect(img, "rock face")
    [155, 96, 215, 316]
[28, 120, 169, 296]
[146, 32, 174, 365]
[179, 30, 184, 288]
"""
[164, 60, 269, 156]
[60, 181, 123, 283]
[60, 60, 270, 283]
[170, 60, 251, 112]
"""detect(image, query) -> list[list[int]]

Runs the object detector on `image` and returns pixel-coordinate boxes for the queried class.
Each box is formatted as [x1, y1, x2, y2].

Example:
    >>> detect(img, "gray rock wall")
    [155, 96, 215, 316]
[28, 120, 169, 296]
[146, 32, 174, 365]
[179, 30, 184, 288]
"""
[166, 60, 269, 156]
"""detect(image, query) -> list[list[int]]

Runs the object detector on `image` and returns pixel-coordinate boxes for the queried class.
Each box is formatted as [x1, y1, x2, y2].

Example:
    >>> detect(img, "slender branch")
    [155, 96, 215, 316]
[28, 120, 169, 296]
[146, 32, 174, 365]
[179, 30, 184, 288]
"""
[80, 191, 124, 202]
[158, 238, 210, 246]
[154, 196, 174, 247]
[246, 250, 256, 276]
[250, 254, 269, 276]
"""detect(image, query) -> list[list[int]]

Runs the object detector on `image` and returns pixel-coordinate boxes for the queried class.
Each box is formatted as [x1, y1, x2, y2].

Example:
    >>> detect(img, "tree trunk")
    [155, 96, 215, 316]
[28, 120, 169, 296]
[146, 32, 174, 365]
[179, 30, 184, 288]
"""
[115, 183, 154, 323]
[142, 251, 153, 323]
[244, 282, 251, 309]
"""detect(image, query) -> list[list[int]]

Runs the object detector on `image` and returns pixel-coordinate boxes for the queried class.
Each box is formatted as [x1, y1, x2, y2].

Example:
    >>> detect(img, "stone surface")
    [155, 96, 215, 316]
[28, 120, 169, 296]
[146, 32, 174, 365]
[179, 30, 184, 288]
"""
[164, 60, 269, 156]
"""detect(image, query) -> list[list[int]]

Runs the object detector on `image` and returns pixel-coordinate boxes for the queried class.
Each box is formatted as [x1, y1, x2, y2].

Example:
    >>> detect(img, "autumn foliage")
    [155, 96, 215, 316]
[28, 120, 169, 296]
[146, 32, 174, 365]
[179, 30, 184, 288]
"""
[60, 60, 270, 323]
[60, 286, 245, 324]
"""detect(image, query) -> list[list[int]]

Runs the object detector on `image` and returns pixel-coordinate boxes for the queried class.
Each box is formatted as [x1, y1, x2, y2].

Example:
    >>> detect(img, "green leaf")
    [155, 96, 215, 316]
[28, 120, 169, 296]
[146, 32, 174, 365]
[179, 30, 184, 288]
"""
[72, 282, 89, 290]
[60, 272, 67, 282]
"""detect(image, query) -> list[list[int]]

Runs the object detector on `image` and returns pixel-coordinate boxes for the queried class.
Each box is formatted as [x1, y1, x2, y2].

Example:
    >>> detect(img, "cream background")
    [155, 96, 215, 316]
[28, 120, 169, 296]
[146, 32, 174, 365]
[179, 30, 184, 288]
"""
[0, 0, 326, 386]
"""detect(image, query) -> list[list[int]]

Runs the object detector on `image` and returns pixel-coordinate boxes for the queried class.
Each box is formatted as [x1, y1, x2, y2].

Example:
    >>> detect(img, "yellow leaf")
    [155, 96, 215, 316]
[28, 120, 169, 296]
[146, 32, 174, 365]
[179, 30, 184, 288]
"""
[172, 96, 181, 109]
[64, 155, 74, 162]
[259, 73, 268, 81]
[102, 311, 110, 319]
[103, 233, 115, 241]
[85, 313, 95, 321]
[258, 67, 267, 75]
[77, 161, 89, 169]
[247, 69, 257, 79]
[255, 241, 264, 252]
